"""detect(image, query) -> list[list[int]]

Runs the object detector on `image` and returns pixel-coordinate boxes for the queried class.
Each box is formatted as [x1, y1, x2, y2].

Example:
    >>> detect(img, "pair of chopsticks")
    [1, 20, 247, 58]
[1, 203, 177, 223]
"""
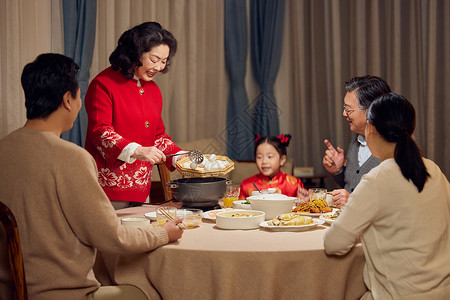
[157, 207, 185, 229]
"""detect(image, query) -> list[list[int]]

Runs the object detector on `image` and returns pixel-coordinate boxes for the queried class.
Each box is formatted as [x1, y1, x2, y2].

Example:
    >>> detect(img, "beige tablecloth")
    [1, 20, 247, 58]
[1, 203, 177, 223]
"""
[94, 206, 367, 300]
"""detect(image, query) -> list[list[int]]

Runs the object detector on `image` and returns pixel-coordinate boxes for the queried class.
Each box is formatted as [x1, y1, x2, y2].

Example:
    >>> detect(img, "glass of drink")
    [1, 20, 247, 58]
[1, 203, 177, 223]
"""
[156, 206, 177, 226]
[308, 188, 327, 205]
[223, 184, 240, 208]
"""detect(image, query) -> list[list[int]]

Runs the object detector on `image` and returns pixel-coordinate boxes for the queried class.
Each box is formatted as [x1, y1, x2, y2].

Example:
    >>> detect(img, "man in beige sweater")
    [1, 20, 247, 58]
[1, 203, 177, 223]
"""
[0, 53, 184, 300]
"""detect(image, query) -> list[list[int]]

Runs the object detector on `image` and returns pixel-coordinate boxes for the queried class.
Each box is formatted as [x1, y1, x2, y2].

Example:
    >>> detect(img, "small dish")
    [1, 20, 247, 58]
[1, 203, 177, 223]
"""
[259, 218, 325, 231]
[144, 211, 157, 221]
[146, 209, 203, 228]
[319, 209, 341, 224]
[233, 200, 252, 210]
[177, 209, 203, 229]
[121, 217, 151, 228]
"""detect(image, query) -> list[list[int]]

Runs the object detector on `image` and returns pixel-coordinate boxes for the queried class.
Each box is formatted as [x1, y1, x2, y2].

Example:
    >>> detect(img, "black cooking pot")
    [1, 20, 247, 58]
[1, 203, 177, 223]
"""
[167, 177, 228, 207]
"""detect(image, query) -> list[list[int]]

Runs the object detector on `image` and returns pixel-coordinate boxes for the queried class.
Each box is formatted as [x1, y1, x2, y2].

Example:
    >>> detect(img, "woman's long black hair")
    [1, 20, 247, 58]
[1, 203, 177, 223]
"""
[109, 22, 177, 79]
[367, 93, 429, 192]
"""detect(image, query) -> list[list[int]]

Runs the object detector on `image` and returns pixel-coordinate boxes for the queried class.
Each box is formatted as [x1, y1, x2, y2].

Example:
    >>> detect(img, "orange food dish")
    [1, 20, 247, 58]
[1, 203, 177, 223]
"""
[293, 199, 332, 214]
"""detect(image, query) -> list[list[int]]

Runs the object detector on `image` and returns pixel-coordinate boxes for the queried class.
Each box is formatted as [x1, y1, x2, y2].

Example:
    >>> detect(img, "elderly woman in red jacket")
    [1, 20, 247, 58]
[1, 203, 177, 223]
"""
[85, 22, 183, 209]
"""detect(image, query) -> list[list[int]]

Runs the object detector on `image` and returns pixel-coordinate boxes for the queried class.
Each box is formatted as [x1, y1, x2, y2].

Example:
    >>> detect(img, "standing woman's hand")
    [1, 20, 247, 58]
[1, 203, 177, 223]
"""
[131, 146, 166, 164]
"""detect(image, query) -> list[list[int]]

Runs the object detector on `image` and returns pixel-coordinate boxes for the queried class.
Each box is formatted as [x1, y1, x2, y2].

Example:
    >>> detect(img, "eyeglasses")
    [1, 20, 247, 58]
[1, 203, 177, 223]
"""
[343, 104, 362, 115]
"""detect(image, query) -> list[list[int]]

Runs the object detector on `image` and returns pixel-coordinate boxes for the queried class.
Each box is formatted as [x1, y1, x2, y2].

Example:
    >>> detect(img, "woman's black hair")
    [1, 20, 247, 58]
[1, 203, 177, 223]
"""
[21, 53, 79, 119]
[367, 93, 429, 192]
[254, 134, 291, 158]
[109, 22, 177, 79]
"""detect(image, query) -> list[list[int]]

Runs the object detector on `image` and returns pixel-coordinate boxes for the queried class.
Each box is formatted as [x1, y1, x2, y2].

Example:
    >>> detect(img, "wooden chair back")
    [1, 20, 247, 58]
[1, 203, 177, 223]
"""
[0, 201, 28, 300]
[156, 163, 173, 202]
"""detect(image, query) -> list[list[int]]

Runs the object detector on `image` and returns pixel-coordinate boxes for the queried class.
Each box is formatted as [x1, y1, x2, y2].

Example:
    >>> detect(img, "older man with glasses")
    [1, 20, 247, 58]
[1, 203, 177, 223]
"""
[323, 75, 391, 208]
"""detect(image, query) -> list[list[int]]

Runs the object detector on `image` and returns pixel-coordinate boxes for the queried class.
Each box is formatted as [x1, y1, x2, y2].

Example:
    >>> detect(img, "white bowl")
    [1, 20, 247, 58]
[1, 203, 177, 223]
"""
[247, 194, 297, 220]
[216, 210, 265, 230]
[121, 217, 151, 228]
[233, 200, 252, 210]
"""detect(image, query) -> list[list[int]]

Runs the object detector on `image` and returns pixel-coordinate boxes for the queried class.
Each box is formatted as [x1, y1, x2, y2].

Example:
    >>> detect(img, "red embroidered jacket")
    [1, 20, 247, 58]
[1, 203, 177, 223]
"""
[85, 67, 181, 202]
[239, 171, 305, 199]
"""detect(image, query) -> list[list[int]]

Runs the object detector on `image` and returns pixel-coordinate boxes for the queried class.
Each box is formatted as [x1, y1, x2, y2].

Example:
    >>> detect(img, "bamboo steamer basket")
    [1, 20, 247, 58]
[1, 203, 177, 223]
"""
[176, 155, 234, 178]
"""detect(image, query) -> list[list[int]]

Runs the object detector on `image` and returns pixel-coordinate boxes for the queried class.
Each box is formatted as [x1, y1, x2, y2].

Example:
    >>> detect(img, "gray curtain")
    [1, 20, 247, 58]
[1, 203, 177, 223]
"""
[224, 0, 254, 160]
[250, 0, 286, 136]
[61, 0, 97, 147]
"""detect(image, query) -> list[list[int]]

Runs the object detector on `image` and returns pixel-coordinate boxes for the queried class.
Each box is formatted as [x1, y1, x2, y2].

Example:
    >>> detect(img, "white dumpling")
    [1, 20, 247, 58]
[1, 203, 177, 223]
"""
[223, 160, 230, 166]
[190, 162, 198, 170]
[211, 161, 220, 169]
[204, 162, 212, 170]
[208, 154, 216, 162]
[216, 160, 224, 169]
[182, 162, 191, 168]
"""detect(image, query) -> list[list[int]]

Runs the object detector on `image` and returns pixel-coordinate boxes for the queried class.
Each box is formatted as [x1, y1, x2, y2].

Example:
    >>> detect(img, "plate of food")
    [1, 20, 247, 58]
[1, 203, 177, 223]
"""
[202, 208, 236, 221]
[319, 209, 341, 224]
[259, 213, 325, 231]
[292, 199, 333, 216]
[294, 211, 323, 217]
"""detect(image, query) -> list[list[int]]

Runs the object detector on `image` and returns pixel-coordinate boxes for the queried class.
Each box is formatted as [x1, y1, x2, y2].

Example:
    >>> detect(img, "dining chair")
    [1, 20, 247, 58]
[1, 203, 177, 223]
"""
[0, 201, 28, 300]
[156, 163, 173, 202]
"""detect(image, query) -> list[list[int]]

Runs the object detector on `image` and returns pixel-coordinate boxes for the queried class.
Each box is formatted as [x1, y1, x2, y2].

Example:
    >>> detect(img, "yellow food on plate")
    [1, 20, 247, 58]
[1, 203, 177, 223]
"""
[293, 199, 332, 213]
[267, 213, 313, 226]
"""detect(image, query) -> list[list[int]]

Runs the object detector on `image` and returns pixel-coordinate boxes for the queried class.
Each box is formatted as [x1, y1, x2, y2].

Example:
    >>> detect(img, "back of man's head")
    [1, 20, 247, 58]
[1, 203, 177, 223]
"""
[344, 75, 391, 109]
[21, 53, 79, 120]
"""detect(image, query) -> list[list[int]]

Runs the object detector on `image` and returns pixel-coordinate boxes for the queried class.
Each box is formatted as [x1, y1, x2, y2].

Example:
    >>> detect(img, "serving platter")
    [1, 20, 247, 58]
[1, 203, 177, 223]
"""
[259, 218, 325, 232]
[176, 155, 234, 178]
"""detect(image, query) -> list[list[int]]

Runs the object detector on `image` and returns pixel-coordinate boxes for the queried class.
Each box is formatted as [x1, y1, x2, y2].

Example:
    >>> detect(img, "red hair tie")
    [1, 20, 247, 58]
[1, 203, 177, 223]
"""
[277, 133, 289, 144]
[255, 134, 261, 143]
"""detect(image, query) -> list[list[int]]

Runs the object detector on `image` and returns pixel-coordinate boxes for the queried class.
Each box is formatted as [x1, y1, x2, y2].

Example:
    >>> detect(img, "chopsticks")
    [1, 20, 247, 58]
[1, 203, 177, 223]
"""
[157, 207, 185, 229]
[252, 182, 262, 193]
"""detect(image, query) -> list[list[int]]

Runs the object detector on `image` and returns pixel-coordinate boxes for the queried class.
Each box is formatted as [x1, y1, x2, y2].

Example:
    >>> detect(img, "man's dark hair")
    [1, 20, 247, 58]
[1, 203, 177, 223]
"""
[21, 53, 79, 119]
[345, 75, 391, 109]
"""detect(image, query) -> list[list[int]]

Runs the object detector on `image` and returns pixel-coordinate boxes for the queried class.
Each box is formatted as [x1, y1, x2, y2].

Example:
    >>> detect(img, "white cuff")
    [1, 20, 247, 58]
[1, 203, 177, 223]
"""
[118, 142, 141, 163]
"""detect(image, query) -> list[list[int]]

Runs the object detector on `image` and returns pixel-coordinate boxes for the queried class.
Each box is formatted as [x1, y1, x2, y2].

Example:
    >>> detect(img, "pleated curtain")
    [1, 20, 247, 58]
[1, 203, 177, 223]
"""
[250, 0, 286, 137]
[224, 0, 254, 160]
[60, 0, 97, 147]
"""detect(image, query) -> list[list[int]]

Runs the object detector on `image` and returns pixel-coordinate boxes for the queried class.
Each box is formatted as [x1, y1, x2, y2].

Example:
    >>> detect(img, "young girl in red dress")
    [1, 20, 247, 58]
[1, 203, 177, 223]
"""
[239, 134, 308, 199]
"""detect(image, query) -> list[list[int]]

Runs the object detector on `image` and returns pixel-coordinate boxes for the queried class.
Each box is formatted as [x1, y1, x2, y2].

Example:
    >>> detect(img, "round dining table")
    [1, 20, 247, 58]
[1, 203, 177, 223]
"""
[94, 205, 367, 300]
